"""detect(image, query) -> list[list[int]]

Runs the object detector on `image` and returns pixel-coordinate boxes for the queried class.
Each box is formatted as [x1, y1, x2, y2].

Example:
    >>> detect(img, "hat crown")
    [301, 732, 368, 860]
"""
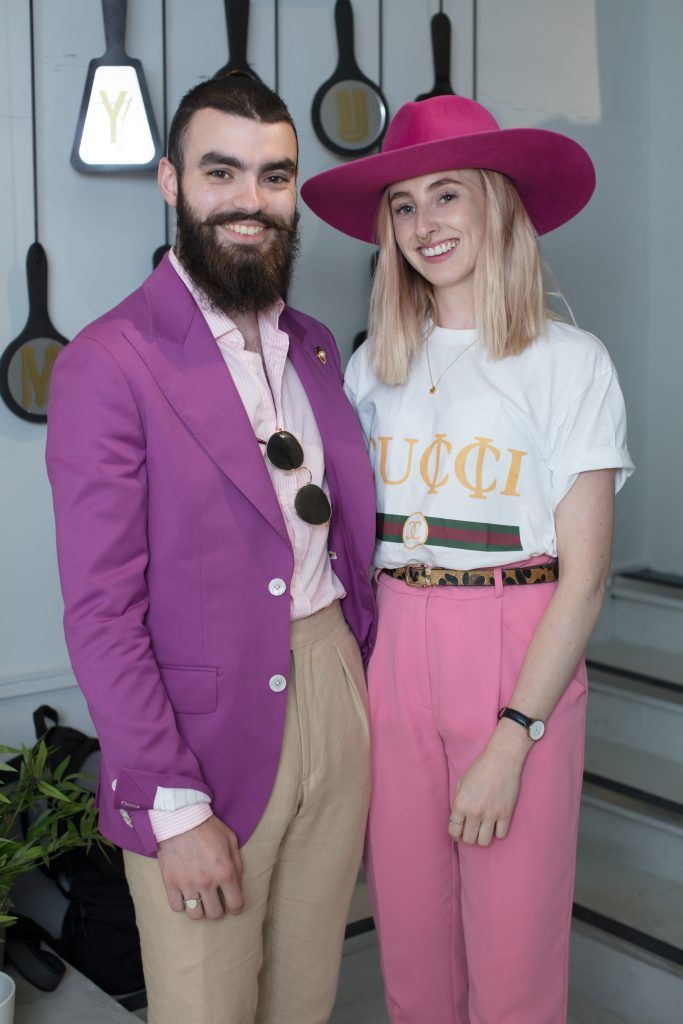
[382, 95, 500, 155]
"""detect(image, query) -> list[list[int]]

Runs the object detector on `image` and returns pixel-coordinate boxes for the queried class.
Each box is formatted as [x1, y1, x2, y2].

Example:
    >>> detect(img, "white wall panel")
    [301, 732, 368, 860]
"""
[476, 0, 648, 571]
[646, 0, 683, 572]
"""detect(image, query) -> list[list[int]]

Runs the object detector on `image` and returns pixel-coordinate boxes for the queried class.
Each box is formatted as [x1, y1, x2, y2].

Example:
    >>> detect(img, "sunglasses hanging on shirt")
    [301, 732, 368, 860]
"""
[257, 430, 332, 526]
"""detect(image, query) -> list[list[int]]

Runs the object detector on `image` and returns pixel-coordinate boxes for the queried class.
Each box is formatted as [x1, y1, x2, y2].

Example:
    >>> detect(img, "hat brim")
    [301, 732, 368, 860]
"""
[301, 127, 595, 243]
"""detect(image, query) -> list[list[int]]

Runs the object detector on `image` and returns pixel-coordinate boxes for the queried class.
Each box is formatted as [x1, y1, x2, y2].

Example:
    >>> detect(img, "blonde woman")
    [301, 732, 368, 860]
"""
[302, 96, 633, 1024]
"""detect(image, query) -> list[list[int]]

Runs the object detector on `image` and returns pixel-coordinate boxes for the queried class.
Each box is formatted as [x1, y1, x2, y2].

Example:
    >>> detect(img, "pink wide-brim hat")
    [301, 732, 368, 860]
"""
[301, 95, 596, 243]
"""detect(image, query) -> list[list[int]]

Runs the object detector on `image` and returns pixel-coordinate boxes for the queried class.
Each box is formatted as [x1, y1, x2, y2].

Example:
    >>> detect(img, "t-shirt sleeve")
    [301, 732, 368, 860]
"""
[547, 367, 634, 508]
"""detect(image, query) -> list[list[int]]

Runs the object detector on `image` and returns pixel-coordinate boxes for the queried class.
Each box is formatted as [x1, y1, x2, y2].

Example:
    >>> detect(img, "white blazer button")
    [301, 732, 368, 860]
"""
[120, 809, 134, 828]
[268, 578, 287, 596]
[269, 674, 287, 692]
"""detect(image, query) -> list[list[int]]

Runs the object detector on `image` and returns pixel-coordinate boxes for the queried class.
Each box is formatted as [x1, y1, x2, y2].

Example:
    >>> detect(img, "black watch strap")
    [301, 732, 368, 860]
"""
[497, 706, 533, 729]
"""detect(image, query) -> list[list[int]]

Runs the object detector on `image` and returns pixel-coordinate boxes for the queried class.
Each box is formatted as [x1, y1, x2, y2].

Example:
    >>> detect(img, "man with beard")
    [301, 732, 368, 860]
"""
[46, 75, 375, 1024]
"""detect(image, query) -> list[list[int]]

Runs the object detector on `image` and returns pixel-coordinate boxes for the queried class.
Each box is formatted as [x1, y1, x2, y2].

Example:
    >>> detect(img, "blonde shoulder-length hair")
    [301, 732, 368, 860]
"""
[368, 168, 554, 385]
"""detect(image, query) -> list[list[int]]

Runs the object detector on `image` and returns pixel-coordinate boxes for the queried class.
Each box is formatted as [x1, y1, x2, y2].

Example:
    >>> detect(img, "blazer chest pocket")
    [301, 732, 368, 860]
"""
[160, 664, 219, 714]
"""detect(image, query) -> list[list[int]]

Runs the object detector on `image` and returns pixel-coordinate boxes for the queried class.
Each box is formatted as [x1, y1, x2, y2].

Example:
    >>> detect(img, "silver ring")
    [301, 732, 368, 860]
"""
[449, 815, 465, 827]
[183, 897, 202, 911]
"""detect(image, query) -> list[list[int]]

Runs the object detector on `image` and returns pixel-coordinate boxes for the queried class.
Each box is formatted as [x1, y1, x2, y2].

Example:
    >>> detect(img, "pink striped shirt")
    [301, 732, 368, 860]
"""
[149, 251, 344, 842]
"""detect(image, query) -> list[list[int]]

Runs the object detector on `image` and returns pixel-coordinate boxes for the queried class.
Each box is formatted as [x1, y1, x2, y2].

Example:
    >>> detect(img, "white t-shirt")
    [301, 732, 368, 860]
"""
[344, 320, 634, 571]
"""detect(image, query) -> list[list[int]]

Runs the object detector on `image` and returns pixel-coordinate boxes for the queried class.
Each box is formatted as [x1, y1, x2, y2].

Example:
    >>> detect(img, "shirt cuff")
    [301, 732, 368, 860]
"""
[152, 786, 212, 811]
[149, 803, 214, 843]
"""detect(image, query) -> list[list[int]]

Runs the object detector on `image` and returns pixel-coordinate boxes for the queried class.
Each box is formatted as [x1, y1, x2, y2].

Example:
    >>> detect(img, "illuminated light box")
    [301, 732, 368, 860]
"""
[71, 0, 162, 173]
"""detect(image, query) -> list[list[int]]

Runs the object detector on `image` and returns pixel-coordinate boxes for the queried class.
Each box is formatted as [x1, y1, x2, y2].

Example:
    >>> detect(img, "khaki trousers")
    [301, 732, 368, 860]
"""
[124, 601, 371, 1024]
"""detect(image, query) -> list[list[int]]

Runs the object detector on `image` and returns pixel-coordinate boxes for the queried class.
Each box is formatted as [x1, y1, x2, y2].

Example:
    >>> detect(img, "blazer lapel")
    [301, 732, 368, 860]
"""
[281, 308, 345, 510]
[124, 258, 288, 545]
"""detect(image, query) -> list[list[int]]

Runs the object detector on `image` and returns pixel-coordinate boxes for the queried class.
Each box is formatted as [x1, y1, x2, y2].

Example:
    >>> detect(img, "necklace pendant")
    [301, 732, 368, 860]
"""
[429, 385, 437, 394]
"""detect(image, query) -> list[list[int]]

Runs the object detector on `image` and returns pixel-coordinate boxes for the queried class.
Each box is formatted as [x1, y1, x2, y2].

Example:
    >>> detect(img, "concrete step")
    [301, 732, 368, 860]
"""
[584, 736, 683, 810]
[575, 841, 683, 952]
[570, 917, 683, 1023]
[567, 993, 627, 1023]
[579, 780, 683, 886]
[588, 638, 683, 693]
[586, 666, 683, 763]
[602, 570, 683, 655]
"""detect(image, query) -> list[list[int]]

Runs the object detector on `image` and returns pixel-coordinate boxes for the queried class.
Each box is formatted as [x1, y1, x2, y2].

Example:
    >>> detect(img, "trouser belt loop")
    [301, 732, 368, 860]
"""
[493, 566, 504, 599]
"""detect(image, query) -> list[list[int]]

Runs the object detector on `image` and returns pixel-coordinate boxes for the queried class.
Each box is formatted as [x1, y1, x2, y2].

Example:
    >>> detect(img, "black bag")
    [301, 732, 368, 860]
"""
[9, 706, 145, 998]
[58, 841, 144, 996]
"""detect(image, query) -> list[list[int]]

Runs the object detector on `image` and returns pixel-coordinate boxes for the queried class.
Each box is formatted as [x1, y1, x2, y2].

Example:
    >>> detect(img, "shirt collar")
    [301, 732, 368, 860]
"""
[168, 248, 285, 343]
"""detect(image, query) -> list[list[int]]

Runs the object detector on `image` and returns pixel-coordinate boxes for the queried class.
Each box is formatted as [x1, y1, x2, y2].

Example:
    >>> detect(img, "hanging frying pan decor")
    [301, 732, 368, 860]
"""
[214, 0, 262, 81]
[0, 245, 69, 423]
[1, 2, 68, 423]
[312, 0, 388, 158]
[416, 9, 456, 101]
[71, 0, 163, 172]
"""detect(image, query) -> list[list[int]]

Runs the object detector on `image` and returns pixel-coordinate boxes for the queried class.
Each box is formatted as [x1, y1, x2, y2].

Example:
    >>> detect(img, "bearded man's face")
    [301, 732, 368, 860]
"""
[162, 109, 300, 313]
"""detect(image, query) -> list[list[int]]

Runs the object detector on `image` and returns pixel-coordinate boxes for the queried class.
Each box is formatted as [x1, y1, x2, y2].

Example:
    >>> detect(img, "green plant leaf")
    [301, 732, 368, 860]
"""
[1, 739, 111, 898]
[37, 781, 71, 802]
[53, 757, 70, 782]
[34, 742, 48, 776]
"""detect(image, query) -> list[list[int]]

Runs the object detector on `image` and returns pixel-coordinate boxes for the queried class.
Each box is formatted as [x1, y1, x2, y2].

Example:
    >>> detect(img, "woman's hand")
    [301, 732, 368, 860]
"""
[448, 722, 530, 846]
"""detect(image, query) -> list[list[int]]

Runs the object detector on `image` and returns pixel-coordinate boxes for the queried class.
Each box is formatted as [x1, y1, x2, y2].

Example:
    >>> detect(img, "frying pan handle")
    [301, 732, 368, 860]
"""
[431, 12, 452, 86]
[335, 0, 361, 76]
[224, 0, 251, 67]
[101, 0, 127, 59]
[25, 242, 49, 316]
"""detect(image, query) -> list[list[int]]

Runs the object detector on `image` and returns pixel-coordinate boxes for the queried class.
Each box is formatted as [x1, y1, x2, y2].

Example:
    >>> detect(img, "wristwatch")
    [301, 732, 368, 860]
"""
[497, 706, 545, 741]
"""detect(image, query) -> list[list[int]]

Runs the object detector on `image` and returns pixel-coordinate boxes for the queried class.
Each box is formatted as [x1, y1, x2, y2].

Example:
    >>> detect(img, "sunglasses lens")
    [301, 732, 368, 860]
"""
[295, 484, 331, 525]
[266, 430, 304, 471]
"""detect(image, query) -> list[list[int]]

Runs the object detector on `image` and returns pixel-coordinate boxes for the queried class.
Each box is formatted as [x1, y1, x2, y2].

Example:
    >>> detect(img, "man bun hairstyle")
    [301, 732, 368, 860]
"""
[167, 73, 298, 174]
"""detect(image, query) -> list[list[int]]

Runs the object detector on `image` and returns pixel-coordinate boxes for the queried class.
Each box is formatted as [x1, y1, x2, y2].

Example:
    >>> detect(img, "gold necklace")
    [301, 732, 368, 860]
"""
[425, 336, 477, 394]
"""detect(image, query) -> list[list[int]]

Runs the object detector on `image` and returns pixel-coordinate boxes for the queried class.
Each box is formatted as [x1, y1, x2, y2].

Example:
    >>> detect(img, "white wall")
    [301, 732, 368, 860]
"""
[0, 0, 653, 743]
[647, 0, 683, 572]
[477, 0, 650, 573]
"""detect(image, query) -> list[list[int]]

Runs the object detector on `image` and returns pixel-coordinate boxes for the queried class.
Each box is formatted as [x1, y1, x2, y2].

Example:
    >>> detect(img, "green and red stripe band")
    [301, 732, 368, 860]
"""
[376, 512, 523, 552]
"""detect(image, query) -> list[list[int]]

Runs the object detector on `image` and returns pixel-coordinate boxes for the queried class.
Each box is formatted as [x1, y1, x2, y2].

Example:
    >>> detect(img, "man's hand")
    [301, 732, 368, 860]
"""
[157, 815, 244, 920]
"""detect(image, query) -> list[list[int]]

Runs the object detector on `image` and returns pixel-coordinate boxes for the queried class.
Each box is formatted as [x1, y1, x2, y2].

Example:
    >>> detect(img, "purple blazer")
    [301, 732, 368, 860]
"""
[46, 256, 376, 856]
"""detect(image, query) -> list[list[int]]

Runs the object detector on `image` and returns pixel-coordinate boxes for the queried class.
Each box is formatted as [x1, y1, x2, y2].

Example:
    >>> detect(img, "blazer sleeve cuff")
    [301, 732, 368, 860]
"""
[113, 768, 213, 812]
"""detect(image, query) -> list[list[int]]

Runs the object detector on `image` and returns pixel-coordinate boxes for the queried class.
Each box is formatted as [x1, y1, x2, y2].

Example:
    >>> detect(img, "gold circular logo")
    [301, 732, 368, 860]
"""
[402, 512, 429, 550]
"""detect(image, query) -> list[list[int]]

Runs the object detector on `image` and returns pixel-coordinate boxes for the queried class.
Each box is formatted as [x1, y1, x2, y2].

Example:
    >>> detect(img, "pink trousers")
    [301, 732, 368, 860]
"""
[365, 562, 587, 1024]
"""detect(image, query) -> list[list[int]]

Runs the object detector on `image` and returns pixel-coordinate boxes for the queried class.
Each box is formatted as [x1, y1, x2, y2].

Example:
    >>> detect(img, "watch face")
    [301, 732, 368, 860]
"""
[529, 720, 545, 741]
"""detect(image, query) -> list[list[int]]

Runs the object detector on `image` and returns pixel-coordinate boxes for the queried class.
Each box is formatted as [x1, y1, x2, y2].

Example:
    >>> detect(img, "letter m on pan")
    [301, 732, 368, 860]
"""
[21, 342, 61, 410]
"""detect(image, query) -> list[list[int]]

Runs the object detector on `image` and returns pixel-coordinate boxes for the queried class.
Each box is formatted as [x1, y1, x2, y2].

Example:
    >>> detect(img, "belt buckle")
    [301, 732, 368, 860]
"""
[405, 564, 432, 588]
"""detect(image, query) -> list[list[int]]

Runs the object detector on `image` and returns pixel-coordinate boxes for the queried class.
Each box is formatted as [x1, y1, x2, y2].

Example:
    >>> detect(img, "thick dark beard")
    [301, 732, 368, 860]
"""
[175, 187, 300, 314]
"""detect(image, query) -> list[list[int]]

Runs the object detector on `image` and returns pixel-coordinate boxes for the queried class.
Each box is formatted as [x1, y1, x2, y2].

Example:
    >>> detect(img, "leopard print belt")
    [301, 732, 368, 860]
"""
[383, 560, 559, 589]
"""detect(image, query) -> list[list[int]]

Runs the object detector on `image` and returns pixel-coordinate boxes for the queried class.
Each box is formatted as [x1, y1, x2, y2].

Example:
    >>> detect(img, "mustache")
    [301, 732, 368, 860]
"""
[202, 210, 294, 233]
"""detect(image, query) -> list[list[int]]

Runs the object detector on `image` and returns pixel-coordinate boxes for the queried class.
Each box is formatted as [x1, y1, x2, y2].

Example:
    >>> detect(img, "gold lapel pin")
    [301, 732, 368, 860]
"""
[315, 347, 327, 365]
